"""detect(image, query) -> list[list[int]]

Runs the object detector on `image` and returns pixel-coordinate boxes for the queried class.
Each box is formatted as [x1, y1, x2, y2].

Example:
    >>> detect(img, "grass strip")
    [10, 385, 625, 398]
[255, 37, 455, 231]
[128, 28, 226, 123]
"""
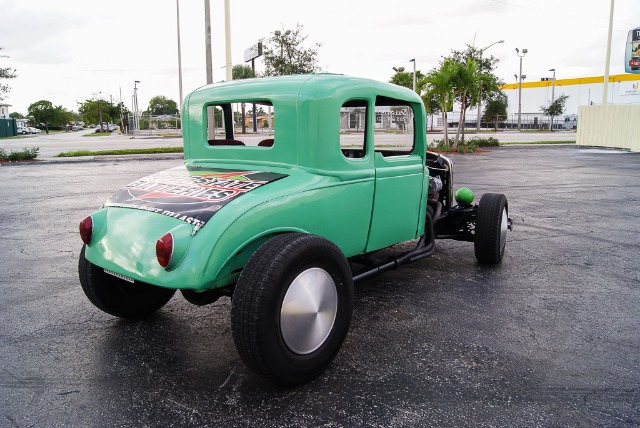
[54, 147, 184, 157]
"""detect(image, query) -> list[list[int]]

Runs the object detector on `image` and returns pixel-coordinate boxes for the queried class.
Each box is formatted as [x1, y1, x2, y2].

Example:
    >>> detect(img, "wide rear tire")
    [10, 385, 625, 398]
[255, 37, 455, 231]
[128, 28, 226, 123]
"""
[78, 246, 175, 318]
[474, 193, 508, 265]
[231, 233, 353, 385]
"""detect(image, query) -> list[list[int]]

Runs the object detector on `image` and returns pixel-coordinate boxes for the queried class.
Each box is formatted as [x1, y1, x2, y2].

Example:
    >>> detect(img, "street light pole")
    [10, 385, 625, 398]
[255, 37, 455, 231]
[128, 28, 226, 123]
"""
[274, 30, 291, 75]
[516, 48, 527, 131]
[549, 68, 556, 104]
[409, 58, 416, 92]
[476, 40, 504, 130]
[134, 80, 140, 134]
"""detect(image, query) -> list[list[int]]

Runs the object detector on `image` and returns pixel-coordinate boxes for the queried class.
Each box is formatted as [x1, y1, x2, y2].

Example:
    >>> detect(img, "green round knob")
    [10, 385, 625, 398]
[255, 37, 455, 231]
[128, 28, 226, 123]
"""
[455, 187, 474, 206]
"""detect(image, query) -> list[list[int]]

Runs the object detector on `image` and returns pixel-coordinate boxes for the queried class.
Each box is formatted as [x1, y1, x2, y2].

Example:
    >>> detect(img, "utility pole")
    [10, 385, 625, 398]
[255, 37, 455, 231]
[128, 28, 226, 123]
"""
[224, 0, 232, 81]
[204, 0, 213, 85]
[602, 0, 614, 105]
[176, 0, 183, 111]
[204, 0, 214, 137]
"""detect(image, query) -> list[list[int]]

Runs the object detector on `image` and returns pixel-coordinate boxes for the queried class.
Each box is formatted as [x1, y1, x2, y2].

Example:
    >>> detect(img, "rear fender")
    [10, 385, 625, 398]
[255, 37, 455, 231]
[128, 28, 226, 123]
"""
[211, 228, 308, 288]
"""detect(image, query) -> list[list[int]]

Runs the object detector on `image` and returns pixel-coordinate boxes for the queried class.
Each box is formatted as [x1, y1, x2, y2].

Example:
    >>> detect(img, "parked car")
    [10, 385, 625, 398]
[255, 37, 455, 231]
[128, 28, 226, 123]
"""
[17, 127, 30, 135]
[78, 74, 511, 385]
[95, 123, 117, 132]
[629, 56, 640, 71]
[29, 127, 41, 134]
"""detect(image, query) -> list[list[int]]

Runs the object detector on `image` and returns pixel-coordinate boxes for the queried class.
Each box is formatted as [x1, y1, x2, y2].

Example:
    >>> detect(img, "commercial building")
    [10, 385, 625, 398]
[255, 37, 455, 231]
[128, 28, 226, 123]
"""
[500, 73, 640, 129]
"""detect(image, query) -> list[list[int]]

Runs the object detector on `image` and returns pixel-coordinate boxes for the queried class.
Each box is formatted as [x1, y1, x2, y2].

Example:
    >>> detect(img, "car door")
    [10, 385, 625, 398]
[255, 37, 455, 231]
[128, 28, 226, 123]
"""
[366, 97, 425, 252]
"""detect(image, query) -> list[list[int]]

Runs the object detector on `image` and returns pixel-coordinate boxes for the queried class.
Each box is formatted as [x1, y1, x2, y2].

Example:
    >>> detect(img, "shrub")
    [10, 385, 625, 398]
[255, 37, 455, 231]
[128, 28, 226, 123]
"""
[469, 136, 499, 147]
[430, 136, 500, 153]
[0, 147, 40, 161]
[431, 138, 481, 153]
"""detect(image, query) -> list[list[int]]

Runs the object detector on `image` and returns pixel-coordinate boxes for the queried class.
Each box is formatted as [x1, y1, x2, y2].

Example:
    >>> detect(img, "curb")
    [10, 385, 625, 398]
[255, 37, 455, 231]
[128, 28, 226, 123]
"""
[1, 152, 184, 166]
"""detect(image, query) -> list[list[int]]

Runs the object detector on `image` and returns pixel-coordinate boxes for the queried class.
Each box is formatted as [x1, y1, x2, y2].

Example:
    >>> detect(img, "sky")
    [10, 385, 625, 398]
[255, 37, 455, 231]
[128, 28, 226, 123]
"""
[1, 0, 638, 115]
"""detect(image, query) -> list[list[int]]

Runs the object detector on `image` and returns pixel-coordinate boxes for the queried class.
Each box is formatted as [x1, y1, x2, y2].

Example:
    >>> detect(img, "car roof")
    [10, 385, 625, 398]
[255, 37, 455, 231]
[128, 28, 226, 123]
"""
[182, 74, 426, 169]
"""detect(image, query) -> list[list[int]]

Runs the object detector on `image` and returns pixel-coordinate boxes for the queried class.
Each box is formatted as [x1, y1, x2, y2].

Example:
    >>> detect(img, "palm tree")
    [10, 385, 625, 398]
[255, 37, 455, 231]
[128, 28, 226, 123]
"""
[422, 59, 458, 145]
[450, 58, 494, 150]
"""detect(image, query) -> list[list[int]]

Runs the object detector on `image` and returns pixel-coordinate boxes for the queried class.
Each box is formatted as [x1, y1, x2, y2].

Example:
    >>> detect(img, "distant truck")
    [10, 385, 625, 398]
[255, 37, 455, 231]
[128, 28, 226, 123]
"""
[563, 114, 578, 130]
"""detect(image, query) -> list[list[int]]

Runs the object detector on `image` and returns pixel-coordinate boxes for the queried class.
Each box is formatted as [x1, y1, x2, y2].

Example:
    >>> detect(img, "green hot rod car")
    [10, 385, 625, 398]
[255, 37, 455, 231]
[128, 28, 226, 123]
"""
[79, 74, 511, 385]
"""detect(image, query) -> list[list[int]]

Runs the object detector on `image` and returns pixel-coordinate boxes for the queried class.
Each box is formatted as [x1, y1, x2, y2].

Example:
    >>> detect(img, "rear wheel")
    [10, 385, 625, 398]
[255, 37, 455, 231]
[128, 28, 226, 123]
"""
[231, 233, 353, 385]
[474, 193, 508, 265]
[78, 246, 175, 318]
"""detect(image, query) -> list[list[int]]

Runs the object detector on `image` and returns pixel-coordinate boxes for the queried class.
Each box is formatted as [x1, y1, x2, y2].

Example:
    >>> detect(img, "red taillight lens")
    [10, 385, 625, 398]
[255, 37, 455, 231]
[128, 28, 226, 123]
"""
[79, 216, 93, 245]
[156, 232, 174, 268]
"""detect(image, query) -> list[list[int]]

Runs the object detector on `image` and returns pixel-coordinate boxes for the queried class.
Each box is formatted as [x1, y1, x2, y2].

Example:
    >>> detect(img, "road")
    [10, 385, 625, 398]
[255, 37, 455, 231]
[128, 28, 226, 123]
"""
[0, 145, 638, 427]
[5, 128, 577, 158]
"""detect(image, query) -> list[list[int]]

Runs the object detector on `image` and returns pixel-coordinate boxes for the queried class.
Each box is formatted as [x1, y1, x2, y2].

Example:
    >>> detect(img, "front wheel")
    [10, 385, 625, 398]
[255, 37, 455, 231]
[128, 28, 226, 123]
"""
[474, 193, 509, 265]
[78, 246, 175, 318]
[231, 233, 353, 385]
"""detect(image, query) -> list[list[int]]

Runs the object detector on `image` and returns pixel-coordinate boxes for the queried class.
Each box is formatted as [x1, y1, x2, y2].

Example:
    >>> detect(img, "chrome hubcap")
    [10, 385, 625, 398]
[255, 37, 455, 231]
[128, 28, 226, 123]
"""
[500, 208, 508, 251]
[280, 268, 338, 355]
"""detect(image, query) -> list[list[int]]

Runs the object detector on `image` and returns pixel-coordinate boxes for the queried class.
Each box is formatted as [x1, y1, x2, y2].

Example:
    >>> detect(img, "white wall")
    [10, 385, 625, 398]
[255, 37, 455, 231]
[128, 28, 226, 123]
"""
[577, 105, 640, 151]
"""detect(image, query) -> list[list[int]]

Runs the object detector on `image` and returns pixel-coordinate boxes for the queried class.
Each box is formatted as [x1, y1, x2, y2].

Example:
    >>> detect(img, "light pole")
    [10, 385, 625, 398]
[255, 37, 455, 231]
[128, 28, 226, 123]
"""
[134, 80, 140, 134]
[476, 40, 504, 130]
[516, 48, 527, 131]
[409, 58, 416, 92]
[548, 68, 556, 130]
[274, 29, 291, 75]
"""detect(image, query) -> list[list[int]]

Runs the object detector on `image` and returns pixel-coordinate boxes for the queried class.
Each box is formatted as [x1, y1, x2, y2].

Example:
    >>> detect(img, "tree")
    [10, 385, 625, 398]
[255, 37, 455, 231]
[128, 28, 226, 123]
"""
[232, 64, 255, 80]
[261, 24, 321, 76]
[421, 92, 441, 132]
[0, 47, 17, 101]
[232, 64, 257, 133]
[389, 70, 425, 92]
[27, 100, 72, 133]
[448, 44, 503, 130]
[540, 94, 569, 131]
[483, 97, 508, 131]
[78, 99, 128, 131]
[9, 112, 24, 119]
[450, 58, 495, 149]
[421, 59, 458, 144]
[147, 96, 179, 116]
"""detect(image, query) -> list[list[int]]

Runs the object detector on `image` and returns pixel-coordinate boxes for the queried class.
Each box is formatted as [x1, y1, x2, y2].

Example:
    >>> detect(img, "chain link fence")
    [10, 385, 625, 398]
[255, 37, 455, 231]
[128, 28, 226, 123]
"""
[124, 114, 182, 137]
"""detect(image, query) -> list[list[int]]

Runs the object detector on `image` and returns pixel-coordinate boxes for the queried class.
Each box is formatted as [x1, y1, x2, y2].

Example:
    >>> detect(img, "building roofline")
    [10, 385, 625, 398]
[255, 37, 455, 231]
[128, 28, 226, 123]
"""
[501, 73, 640, 90]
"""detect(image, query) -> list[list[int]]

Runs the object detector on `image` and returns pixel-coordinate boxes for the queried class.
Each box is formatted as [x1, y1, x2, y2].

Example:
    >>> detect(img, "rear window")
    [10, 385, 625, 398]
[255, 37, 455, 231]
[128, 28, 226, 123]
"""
[374, 96, 415, 156]
[340, 99, 367, 159]
[206, 101, 275, 148]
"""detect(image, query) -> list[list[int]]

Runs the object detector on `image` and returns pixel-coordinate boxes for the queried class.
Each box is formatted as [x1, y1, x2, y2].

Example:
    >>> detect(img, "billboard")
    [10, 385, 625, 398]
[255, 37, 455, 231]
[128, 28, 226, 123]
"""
[625, 28, 640, 74]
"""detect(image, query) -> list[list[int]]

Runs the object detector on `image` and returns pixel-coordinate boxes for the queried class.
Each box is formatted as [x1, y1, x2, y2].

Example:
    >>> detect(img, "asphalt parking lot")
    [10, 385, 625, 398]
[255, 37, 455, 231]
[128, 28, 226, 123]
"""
[1, 145, 639, 427]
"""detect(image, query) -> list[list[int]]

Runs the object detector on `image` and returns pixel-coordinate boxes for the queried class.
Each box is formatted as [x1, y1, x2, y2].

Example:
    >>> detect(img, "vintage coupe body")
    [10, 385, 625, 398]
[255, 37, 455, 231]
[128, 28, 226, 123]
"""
[79, 74, 510, 384]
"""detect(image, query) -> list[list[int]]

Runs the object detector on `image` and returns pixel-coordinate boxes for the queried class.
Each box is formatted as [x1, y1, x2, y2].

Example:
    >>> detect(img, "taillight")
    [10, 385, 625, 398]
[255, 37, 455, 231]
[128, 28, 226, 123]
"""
[156, 232, 174, 268]
[79, 216, 93, 245]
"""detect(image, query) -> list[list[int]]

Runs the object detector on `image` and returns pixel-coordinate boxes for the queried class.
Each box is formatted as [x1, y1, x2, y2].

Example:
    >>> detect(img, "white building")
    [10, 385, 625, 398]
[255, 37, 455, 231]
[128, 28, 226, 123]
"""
[499, 73, 640, 129]
[442, 73, 640, 130]
[0, 103, 10, 118]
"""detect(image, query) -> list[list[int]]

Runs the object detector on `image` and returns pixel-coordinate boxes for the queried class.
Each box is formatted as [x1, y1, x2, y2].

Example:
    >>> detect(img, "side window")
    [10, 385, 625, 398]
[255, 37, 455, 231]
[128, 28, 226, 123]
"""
[374, 96, 415, 156]
[206, 101, 275, 147]
[340, 100, 367, 159]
